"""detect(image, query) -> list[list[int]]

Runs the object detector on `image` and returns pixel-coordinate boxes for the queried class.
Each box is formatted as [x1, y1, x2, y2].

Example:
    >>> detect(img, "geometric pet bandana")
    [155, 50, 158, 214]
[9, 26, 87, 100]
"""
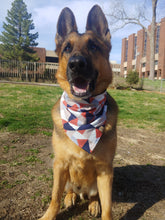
[60, 91, 107, 153]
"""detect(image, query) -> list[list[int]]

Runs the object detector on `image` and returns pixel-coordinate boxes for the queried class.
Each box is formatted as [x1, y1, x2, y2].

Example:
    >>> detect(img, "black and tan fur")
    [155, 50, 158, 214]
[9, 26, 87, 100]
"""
[39, 5, 118, 220]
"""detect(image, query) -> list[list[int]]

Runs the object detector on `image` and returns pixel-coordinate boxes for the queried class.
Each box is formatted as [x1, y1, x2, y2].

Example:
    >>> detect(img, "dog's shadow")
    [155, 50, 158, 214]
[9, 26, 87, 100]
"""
[57, 165, 165, 220]
[113, 165, 165, 220]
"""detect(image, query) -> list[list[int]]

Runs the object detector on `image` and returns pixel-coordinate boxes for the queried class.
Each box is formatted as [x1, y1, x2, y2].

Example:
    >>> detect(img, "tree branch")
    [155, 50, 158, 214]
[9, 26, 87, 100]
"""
[107, 3, 151, 38]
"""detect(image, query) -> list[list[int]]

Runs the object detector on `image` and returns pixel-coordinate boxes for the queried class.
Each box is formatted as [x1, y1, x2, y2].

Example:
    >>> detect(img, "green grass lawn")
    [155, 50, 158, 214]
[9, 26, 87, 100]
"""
[0, 83, 62, 134]
[109, 89, 165, 130]
[0, 83, 165, 133]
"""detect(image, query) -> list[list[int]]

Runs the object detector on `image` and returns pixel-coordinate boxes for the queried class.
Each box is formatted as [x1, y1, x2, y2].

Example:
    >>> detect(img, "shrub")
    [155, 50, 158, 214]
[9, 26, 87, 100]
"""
[126, 70, 139, 86]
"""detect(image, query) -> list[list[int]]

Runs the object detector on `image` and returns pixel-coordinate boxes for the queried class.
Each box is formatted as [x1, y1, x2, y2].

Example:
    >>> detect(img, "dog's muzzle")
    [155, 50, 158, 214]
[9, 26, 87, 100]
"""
[67, 55, 97, 98]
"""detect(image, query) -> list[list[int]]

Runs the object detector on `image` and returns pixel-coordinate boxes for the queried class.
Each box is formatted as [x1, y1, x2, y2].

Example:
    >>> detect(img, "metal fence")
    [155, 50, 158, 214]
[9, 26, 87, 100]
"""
[0, 59, 58, 82]
[111, 75, 165, 93]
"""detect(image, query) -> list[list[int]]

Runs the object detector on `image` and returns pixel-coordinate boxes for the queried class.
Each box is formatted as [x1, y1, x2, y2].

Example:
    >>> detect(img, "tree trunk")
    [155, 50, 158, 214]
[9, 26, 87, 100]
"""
[149, 0, 157, 80]
[149, 32, 155, 80]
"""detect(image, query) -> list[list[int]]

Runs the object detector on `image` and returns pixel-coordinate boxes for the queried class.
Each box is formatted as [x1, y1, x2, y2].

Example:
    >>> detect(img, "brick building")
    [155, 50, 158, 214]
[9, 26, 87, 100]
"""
[33, 47, 58, 63]
[111, 61, 121, 75]
[121, 17, 165, 79]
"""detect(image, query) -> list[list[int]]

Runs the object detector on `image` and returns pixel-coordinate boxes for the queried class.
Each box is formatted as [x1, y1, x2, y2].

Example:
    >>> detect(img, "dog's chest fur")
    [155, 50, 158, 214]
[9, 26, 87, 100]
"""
[65, 157, 98, 198]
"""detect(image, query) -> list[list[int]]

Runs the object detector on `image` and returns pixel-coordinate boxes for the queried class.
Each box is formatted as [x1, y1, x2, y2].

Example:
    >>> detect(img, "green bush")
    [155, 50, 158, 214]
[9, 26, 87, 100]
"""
[126, 70, 139, 86]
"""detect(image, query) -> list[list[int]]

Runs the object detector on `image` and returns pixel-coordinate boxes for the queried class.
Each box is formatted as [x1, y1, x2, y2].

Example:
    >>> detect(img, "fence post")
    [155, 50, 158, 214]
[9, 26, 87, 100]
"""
[34, 62, 37, 82]
[26, 65, 28, 82]
[19, 61, 21, 80]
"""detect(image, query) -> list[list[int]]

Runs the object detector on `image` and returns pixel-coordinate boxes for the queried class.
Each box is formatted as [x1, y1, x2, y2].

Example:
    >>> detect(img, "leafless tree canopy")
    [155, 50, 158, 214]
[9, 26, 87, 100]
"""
[107, 0, 159, 80]
[108, 0, 157, 35]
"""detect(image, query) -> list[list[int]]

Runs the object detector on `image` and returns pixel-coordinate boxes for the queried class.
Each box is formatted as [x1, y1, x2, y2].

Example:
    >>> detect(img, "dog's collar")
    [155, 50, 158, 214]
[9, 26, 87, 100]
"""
[60, 91, 107, 153]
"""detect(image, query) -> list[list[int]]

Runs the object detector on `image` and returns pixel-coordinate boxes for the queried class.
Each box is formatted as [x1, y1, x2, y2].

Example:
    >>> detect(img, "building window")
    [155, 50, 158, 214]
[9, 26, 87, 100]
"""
[154, 71, 157, 78]
[155, 26, 160, 54]
[142, 63, 146, 67]
[155, 60, 158, 65]
[133, 36, 137, 59]
[125, 40, 128, 61]
[143, 32, 147, 57]
[46, 56, 59, 63]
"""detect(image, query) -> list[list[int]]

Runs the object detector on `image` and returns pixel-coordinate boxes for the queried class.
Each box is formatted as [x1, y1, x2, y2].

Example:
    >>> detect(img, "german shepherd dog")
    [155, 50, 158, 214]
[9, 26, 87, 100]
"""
[39, 5, 118, 220]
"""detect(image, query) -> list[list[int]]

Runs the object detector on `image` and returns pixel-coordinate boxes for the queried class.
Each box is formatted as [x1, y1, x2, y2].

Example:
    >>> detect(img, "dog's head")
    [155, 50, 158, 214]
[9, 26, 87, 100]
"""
[55, 5, 112, 99]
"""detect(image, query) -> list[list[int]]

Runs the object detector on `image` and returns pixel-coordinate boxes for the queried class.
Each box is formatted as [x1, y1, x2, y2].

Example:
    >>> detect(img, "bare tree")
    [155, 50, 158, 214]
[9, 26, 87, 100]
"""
[108, 0, 158, 80]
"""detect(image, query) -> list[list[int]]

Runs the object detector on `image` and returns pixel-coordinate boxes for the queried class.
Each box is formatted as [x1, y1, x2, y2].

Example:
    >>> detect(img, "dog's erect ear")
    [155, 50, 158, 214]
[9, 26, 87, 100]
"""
[86, 5, 111, 49]
[55, 7, 77, 54]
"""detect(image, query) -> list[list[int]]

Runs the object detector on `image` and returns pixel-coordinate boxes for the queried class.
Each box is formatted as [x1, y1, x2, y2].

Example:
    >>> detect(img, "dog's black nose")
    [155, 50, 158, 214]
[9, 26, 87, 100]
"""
[68, 56, 87, 72]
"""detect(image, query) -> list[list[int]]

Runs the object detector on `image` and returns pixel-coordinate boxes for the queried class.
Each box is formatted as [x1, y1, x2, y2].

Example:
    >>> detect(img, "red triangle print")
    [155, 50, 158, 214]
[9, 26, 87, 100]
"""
[63, 100, 67, 107]
[77, 139, 87, 148]
[96, 128, 102, 138]
[81, 112, 86, 118]
[70, 104, 79, 111]
[79, 103, 87, 108]
[89, 97, 94, 102]
[78, 129, 85, 134]
[70, 118, 78, 126]
[62, 119, 68, 124]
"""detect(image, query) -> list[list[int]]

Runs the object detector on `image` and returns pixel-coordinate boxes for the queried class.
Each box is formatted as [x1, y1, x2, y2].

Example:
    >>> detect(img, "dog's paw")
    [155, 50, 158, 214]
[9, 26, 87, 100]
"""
[64, 192, 77, 208]
[88, 200, 101, 217]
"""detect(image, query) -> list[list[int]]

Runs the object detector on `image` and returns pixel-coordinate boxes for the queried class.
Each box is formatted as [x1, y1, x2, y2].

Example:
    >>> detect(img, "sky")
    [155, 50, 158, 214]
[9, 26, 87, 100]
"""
[0, 0, 165, 63]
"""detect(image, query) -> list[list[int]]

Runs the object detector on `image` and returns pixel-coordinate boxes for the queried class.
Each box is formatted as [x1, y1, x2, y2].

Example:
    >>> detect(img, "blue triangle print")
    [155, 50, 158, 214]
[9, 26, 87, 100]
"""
[78, 124, 94, 130]
[68, 114, 77, 122]
[63, 123, 74, 130]
[82, 140, 90, 153]
[67, 104, 72, 108]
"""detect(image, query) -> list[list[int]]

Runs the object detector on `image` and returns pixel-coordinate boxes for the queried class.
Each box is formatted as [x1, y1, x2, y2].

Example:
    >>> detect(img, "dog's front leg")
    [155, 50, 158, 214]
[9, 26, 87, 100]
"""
[97, 167, 113, 220]
[39, 160, 68, 220]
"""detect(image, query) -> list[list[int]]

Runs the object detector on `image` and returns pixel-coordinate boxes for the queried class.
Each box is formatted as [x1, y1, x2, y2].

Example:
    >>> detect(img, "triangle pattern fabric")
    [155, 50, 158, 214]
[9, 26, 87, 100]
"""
[60, 91, 107, 153]
[78, 129, 86, 134]
[63, 122, 75, 131]
[96, 128, 103, 138]
[69, 118, 78, 126]
[82, 140, 90, 153]
[77, 139, 88, 148]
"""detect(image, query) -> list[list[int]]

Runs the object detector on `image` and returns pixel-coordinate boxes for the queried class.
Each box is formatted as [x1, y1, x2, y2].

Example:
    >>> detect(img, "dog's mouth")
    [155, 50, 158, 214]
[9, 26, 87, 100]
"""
[71, 77, 91, 98]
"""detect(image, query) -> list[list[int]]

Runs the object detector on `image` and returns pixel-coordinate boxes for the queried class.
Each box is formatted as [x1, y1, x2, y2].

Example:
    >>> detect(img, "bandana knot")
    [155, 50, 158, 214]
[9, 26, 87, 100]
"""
[60, 91, 107, 153]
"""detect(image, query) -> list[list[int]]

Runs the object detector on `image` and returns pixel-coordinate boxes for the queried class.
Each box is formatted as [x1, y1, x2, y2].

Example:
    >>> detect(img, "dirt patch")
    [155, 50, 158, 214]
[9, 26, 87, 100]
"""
[0, 127, 165, 220]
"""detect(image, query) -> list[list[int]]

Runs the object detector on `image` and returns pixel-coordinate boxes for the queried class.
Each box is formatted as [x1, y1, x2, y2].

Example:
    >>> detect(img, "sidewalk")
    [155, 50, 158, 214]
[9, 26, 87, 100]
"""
[0, 80, 60, 87]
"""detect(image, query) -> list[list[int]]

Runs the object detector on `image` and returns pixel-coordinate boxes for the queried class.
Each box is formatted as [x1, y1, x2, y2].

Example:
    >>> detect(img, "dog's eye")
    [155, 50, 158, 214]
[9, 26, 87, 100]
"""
[63, 42, 72, 53]
[88, 40, 98, 52]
